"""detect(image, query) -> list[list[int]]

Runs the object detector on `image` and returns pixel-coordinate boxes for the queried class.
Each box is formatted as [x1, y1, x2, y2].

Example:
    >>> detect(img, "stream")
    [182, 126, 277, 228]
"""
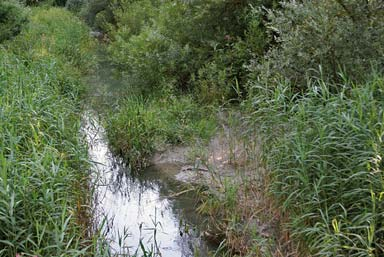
[82, 50, 214, 256]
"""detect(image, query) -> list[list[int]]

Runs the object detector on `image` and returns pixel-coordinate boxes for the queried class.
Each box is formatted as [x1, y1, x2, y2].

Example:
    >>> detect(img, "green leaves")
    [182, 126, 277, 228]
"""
[256, 0, 384, 89]
[107, 0, 270, 99]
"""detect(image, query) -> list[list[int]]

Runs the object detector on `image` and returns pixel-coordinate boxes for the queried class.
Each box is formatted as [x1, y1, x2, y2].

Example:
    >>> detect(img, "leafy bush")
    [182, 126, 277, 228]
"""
[250, 76, 384, 256]
[0, 1, 27, 43]
[194, 60, 233, 104]
[193, 37, 257, 104]
[108, 0, 186, 93]
[108, 0, 274, 98]
[256, 0, 384, 90]
[79, 0, 114, 30]
[65, 0, 84, 12]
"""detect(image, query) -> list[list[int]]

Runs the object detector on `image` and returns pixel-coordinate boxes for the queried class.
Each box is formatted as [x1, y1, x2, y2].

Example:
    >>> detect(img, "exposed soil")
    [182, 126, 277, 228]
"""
[149, 122, 250, 189]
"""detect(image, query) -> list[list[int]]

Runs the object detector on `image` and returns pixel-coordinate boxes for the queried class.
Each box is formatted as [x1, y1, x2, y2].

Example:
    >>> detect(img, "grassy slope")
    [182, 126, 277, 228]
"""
[0, 7, 101, 256]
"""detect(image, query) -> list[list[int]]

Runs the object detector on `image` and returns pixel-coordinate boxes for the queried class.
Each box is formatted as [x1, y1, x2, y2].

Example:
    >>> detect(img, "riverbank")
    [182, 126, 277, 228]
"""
[0, 7, 102, 256]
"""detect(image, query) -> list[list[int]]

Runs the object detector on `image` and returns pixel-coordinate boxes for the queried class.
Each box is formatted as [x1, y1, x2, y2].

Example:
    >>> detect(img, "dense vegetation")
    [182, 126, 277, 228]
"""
[1, 0, 383, 256]
[95, 0, 384, 256]
[106, 0, 276, 99]
[251, 77, 384, 256]
[0, 6, 109, 256]
[94, 0, 278, 172]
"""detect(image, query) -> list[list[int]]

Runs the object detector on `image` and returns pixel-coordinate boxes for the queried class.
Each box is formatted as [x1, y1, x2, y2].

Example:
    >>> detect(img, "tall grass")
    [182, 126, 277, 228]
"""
[249, 76, 384, 256]
[9, 7, 95, 73]
[105, 95, 217, 170]
[0, 8, 106, 256]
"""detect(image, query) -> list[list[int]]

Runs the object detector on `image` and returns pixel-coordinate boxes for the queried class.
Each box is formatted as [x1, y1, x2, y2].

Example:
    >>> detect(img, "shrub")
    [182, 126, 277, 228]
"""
[194, 60, 233, 104]
[65, 0, 84, 12]
[0, 1, 27, 43]
[25, 0, 67, 6]
[108, 0, 275, 97]
[111, 25, 192, 95]
[193, 36, 262, 104]
[255, 0, 384, 91]
[80, 0, 114, 29]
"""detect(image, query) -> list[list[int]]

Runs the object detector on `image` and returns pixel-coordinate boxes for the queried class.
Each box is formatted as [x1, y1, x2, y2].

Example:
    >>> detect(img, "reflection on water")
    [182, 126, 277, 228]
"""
[82, 111, 211, 256]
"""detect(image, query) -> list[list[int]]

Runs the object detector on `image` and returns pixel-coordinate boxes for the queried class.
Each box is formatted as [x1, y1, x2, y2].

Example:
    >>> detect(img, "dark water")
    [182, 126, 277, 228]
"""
[82, 49, 213, 256]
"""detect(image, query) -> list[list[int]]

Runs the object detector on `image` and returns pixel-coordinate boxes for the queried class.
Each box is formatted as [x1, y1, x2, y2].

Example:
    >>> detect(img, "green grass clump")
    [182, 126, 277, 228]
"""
[105, 95, 217, 170]
[0, 8, 105, 256]
[250, 77, 384, 256]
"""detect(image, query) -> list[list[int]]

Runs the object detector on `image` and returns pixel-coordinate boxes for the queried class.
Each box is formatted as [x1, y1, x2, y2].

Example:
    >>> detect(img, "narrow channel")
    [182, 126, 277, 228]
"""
[82, 49, 213, 256]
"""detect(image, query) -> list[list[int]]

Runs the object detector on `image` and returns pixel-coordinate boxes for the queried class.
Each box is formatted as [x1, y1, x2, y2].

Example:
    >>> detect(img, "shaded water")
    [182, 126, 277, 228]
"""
[82, 49, 213, 256]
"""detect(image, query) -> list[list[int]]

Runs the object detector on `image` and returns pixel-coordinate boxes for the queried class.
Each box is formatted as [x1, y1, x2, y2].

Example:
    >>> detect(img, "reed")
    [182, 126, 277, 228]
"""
[0, 7, 106, 256]
[249, 75, 384, 256]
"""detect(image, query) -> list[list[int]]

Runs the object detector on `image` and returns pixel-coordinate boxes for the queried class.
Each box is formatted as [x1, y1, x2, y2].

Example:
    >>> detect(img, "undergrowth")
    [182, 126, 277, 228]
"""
[0, 1, 27, 43]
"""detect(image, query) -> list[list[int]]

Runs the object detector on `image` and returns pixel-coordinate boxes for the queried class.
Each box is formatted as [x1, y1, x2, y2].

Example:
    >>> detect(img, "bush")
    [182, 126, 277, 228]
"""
[250, 76, 384, 256]
[107, 0, 182, 93]
[79, 0, 114, 30]
[0, 1, 27, 43]
[256, 0, 384, 91]
[193, 37, 258, 104]
[108, 0, 275, 98]
[65, 0, 84, 12]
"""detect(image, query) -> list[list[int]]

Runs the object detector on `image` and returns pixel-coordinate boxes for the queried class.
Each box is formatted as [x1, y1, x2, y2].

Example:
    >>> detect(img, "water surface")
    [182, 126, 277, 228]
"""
[82, 49, 213, 256]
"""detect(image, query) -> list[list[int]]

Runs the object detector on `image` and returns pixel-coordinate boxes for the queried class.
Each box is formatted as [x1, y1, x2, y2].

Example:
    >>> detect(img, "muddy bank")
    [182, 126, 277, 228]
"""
[148, 116, 286, 256]
[149, 117, 252, 190]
